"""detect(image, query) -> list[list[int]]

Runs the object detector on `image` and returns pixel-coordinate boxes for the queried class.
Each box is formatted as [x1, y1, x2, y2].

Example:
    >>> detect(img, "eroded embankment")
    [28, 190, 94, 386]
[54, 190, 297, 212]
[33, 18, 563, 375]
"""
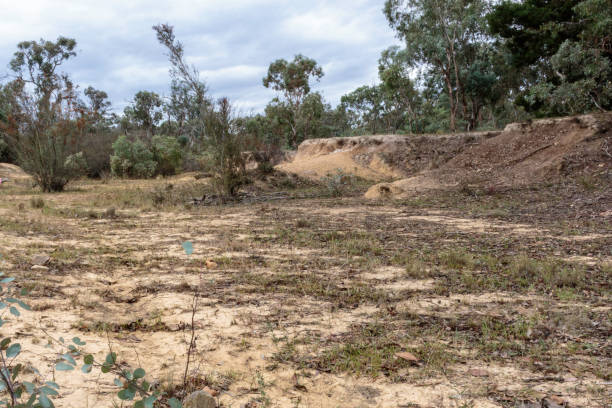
[276, 131, 500, 181]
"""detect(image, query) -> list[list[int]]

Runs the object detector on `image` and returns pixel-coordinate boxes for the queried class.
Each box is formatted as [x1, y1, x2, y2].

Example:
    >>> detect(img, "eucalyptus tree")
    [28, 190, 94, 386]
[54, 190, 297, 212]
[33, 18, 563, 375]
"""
[4, 37, 87, 191]
[263, 55, 324, 147]
[384, 0, 497, 131]
[154, 23, 245, 196]
[153, 23, 210, 149]
[489, 0, 612, 115]
[122, 91, 163, 139]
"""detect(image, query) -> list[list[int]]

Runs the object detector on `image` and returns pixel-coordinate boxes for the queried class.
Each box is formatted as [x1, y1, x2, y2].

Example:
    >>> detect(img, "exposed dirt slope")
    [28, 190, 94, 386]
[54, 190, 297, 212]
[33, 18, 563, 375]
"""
[276, 131, 500, 180]
[0, 163, 29, 180]
[366, 113, 612, 198]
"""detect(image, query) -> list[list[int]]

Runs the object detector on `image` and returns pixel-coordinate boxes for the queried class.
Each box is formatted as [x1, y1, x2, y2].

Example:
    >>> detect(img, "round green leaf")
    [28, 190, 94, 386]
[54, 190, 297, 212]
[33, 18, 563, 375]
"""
[168, 397, 182, 408]
[62, 354, 76, 365]
[55, 362, 74, 371]
[133, 368, 145, 379]
[6, 343, 21, 358]
[117, 388, 135, 401]
[38, 393, 51, 408]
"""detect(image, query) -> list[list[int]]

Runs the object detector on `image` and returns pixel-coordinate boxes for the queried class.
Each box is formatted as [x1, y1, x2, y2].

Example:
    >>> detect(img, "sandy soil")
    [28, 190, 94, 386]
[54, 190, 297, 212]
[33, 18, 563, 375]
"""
[0, 175, 610, 408]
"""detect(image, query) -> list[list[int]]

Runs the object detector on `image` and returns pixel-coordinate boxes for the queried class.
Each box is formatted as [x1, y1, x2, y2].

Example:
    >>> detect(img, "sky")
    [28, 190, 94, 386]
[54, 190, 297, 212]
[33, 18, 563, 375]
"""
[0, 0, 400, 114]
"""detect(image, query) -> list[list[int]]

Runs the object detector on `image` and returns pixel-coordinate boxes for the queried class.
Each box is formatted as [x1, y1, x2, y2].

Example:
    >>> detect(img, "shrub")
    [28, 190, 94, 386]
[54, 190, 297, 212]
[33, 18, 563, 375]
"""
[81, 130, 116, 178]
[0, 137, 12, 163]
[152, 135, 183, 176]
[322, 169, 353, 197]
[30, 197, 45, 208]
[204, 98, 247, 196]
[110, 135, 157, 178]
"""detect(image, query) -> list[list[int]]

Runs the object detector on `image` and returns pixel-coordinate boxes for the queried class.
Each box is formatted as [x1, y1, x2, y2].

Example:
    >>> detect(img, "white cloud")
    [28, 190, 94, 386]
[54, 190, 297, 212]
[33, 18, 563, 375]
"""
[0, 0, 401, 112]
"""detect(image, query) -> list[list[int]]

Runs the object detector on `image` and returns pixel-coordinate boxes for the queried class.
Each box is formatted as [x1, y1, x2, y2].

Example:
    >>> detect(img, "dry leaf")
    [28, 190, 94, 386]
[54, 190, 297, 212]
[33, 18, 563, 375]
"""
[395, 352, 419, 363]
[203, 386, 219, 397]
[206, 259, 218, 269]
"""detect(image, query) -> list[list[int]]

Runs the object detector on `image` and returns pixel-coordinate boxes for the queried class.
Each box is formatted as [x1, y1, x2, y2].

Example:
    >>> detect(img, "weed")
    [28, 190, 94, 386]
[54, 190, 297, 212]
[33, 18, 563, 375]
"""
[440, 249, 474, 269]
[29, 197, 45, 209]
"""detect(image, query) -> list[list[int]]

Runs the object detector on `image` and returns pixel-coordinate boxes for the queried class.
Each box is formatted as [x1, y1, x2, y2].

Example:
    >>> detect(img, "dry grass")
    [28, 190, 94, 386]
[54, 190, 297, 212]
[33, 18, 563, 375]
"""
[0, 174, 609, 408]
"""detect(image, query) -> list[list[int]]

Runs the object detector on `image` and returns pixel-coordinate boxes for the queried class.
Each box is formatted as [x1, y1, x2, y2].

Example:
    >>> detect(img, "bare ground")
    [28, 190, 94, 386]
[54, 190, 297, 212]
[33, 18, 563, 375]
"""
[0, 174, 610, 408]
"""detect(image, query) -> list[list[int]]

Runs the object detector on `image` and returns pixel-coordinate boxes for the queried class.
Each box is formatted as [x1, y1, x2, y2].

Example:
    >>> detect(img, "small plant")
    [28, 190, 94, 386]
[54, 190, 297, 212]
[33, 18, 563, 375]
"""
[29, 197, 45, 209]
[439, 249, 474, 270]
[0, 270, 41, 407]
[322, 169, 352, 197]
[255, 370, 271, 407]
[0, 263, 183, 408]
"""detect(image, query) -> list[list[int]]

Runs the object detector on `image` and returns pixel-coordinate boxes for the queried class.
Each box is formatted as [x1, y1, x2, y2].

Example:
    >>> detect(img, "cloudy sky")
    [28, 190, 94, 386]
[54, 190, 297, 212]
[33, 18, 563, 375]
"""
[0, 0, 400, 114]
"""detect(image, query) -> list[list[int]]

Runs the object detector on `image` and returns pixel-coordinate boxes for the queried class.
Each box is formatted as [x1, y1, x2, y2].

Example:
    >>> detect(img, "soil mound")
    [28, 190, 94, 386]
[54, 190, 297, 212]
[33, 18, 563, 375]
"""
[276, 132, 499, 180]
[0, 163, 29, 180]
[366, 113, 612, 199]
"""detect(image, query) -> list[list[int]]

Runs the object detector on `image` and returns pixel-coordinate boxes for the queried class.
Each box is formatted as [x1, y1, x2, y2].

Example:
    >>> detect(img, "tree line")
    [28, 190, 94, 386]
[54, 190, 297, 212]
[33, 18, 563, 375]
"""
[0, 0, 610, 193]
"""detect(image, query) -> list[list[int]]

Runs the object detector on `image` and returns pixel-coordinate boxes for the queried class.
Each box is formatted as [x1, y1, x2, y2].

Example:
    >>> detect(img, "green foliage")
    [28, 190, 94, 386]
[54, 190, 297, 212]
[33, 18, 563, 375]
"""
[4, 37, 89, 192]
[110, 135, 157, 178]
[341, 85, 386, 134]
[122, 91, 163, 137]
[385, 0, 504, 131]
[489, 0, 612, 115]
[204, 98, 247, 196]
[0, 271, 57, 408]
[152, 135, 183, 176]
[0, 138, 10, 163]
[488, 0, 582, 69]
[263, 55, 324, 147]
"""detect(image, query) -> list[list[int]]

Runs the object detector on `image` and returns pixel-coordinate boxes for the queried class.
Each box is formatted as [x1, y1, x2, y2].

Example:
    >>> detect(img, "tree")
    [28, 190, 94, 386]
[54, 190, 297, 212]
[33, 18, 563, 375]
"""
[488, 0, 582, 70]
[154, 24, 245, 196]
[203, 98, 246, 196]
[83, 86, 111, 119]
[262, 55, 324, 147]
[378, 46, 422, 132]
[3, 37, 87, 192]
[385, 0, 497, 131]
[79, 86, 116, 178]
[153, 23, 210, 149]
[123, 91, 163, 138]
[489, 0, 612, 114]
[340, 85, 386, 134]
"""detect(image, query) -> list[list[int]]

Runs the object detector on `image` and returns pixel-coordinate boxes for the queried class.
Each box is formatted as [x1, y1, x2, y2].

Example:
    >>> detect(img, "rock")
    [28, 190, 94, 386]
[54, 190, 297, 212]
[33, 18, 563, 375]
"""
[183, 390, 216, 408]
[31, 265, 49, 272]
[32, 254, 50, 266]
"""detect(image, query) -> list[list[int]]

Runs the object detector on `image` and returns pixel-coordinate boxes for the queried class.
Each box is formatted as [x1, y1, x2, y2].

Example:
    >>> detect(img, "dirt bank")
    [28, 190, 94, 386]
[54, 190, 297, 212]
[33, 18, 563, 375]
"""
[276, 131, 500, 181]
[366, 113, 612, 198]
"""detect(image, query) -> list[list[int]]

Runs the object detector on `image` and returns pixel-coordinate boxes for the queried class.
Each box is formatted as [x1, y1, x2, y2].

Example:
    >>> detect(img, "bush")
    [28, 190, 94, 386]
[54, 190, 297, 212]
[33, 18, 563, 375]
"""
[81, 130, 117, 178]
[0, 137, 13, 163]
[204, 98, 247, 196]
[152, 135, 183, 176]
[322, 169, 353, 197]
[110, 135, 157, 178]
